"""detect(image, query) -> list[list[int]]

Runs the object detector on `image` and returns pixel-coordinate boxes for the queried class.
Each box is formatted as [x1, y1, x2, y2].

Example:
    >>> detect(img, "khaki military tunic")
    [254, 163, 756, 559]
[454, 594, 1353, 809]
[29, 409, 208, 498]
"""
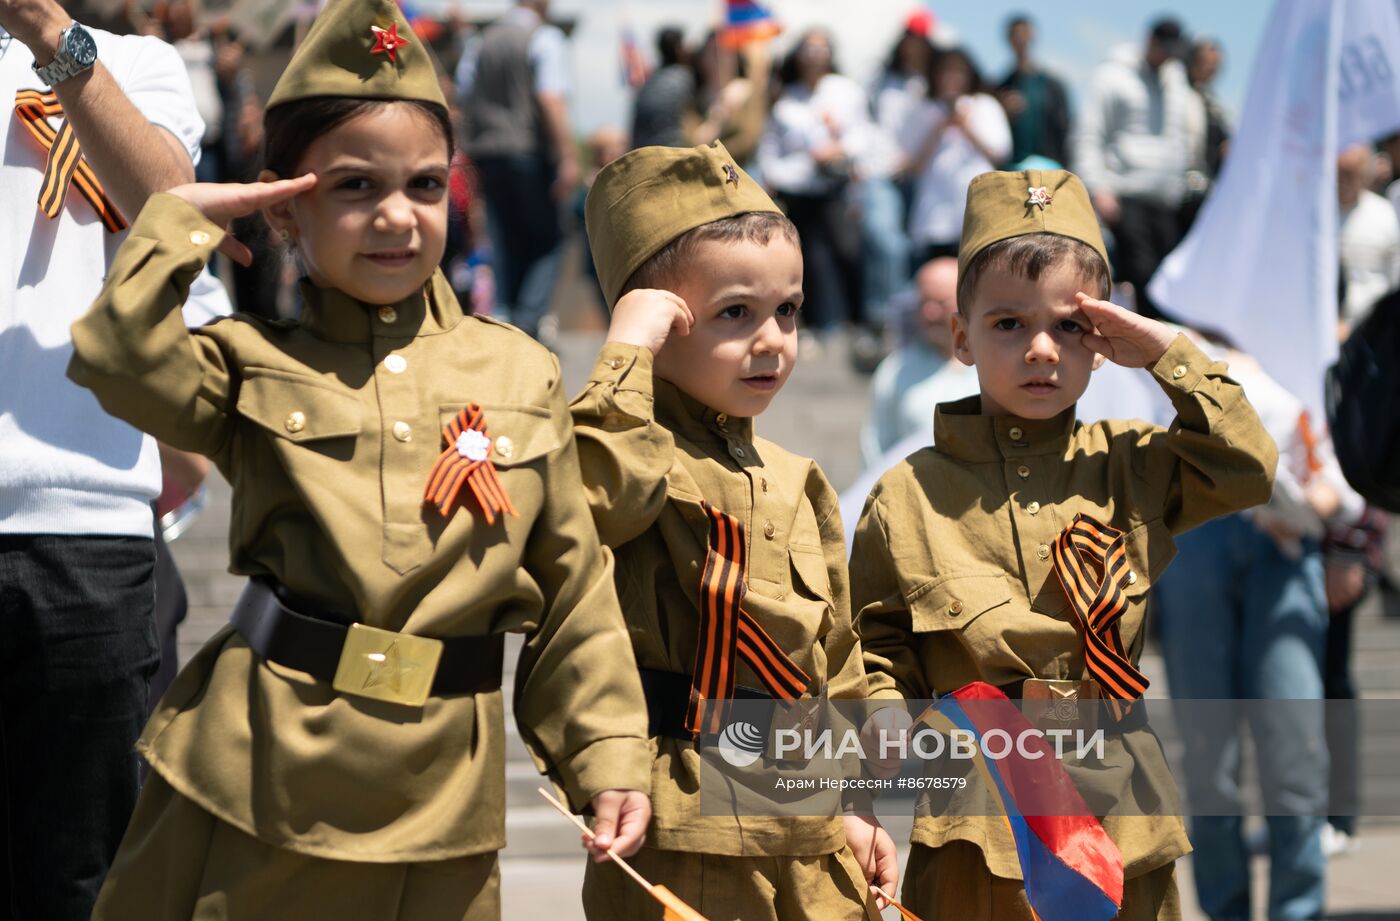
[851, 334, 1278, 881]
[66, 194, 651, 863]
[569, 342, 868, 857]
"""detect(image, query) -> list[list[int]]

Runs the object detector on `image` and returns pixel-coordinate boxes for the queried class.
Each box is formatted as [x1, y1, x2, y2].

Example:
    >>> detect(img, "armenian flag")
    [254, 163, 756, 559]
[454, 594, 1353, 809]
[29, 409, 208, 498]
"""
[721, 0, 781, 49]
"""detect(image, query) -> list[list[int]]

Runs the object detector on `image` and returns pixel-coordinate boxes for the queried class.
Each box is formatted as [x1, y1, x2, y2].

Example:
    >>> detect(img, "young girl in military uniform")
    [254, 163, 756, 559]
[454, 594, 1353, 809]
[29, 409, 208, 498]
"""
[68, 0, 651, 917]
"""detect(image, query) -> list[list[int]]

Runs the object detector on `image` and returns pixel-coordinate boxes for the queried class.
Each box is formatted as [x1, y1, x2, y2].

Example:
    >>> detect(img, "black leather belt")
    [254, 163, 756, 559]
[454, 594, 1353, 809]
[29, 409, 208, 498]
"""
[230, 578, 503, 704]
[639, 668, 774, 741]
[996, 678, 1149, 735]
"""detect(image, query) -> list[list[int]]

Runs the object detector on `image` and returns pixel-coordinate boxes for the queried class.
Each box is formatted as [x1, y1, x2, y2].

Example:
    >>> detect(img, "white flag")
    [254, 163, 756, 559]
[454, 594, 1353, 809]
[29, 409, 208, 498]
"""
[1147, 0, 1400, 418]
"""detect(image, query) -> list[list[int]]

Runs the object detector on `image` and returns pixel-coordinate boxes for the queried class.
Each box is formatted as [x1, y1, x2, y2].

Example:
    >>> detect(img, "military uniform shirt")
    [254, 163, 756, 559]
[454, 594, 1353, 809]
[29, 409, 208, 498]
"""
[66, 194, 651, 862]
[851, 334, 1278, 880]
[571, 342, 868, 857]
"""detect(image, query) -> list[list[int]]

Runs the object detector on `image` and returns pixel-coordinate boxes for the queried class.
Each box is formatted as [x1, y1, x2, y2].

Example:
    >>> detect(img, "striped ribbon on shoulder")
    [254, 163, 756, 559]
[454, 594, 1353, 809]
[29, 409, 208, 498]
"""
[424, 404, 517, 525]
[1049, 514, 1149, 719]
[14, 89, 126, 232]
[686, 503, 811, 736]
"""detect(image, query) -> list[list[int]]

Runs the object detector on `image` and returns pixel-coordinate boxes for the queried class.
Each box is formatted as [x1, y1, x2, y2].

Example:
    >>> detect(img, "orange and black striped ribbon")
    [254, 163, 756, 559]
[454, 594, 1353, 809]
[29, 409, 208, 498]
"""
[424, 404, 518, 525]
[1050, 514, 1149, 720]
[686, 503, 811, 736]
[14, 89, 127, 233]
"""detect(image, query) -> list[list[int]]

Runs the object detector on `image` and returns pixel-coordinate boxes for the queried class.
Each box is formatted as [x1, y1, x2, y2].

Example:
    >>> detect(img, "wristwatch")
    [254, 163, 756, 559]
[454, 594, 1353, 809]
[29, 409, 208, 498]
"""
[32, 21, 98, 86]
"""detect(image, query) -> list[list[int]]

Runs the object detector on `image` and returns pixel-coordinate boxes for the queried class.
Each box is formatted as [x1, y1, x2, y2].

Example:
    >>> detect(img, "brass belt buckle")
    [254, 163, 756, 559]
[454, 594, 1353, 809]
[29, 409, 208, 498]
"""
[332, 623, 444, 708]
[1020, 678, 1099, 734]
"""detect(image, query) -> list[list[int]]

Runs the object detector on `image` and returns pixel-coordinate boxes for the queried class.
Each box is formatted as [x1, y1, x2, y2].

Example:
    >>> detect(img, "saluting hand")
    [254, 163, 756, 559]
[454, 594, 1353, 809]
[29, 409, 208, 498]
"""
[585, 789, 651, 862]
[168, 173, 317, 267]
[606, 288, 695, 356]
[1075, 293, 1177, 369]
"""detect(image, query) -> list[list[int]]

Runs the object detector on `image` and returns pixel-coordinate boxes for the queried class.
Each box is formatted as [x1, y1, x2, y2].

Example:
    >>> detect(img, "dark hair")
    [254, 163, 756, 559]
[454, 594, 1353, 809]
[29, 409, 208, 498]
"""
[656, 26, 688, 68]
[779, 30, 839, 87]
[261, 97, 454, 177]
[1005, 14, 1033, 36]
[956, 233, 1111, 312]
[883, 29, 935, 78]
[928, 46, 985, 99]
[620, 212, 798, 297]
[1149, 17, 1185, 57]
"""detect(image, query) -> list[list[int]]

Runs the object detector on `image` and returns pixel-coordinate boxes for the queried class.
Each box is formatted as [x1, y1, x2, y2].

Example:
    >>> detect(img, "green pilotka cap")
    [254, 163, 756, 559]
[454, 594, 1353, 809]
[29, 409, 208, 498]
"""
[958, 169, 1110, 280]
[586, 141, 784, 308]
[266, 0, 447, 111]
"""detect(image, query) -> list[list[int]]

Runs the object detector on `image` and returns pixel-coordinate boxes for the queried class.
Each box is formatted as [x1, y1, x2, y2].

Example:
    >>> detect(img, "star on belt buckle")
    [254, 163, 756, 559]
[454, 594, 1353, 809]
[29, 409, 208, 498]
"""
[1021, 678, 1099, 734]
[333, 623, 444, 708]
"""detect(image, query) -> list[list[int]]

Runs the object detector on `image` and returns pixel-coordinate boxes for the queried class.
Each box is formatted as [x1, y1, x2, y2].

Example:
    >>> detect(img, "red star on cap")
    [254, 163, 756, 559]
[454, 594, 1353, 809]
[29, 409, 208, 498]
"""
[370, 23, 410, 63]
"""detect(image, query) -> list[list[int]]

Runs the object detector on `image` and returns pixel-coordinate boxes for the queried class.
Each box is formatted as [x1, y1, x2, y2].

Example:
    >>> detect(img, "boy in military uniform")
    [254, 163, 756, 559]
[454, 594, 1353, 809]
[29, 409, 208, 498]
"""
[67, 0, 651, 917]
[570, 142, 894, 920]
[850, 170, 1279, 921]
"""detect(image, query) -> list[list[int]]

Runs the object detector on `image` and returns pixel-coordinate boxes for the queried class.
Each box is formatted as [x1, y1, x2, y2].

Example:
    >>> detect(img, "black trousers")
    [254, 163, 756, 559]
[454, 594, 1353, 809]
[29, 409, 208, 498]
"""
[780, 190, 865, 332]
[1324, 600, 1360, 833]
[0, 535, 157, 921]
[1109, 195, 1187, 321]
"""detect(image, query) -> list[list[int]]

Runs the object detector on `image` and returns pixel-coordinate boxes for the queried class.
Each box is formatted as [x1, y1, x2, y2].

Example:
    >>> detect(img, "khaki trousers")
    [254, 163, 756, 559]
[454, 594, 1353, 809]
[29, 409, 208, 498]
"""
[900, 841, 1181, 921]
[92, 774, 500, 921]
[582, 843, 881, 921]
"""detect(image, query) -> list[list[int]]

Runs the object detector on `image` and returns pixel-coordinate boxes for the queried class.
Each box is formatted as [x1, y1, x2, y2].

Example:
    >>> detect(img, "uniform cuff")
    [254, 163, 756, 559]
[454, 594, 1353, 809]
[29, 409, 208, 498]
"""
[1150, 333, 1210, 395]
[553, 735, 653, 812]
[133, 192, 226, 262]
[590, 342, 654, 396]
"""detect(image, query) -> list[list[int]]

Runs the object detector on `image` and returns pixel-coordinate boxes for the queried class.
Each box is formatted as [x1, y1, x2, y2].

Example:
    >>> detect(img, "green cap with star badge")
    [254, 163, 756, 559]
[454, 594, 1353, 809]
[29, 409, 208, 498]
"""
[266, 0, 446, 111]
[958, 169, 1109, 281]
[586, 141, 783, 308]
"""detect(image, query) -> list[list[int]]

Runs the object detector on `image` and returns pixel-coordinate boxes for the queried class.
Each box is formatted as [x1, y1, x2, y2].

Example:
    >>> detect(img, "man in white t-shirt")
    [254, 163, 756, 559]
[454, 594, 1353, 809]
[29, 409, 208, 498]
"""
[0, 2, 201, 917]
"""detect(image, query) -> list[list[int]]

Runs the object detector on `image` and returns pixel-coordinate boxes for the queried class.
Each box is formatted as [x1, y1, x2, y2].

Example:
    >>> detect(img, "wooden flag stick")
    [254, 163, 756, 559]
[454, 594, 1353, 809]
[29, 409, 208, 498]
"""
[535, 787, 657, 894]
[873, 884, 927, 921]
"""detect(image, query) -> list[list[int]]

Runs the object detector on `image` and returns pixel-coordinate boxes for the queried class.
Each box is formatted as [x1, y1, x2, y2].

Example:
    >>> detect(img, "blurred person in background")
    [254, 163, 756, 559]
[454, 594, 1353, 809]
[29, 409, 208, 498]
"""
[689, 28, 770, 165]
[1381, 132, 1400, 222]
[1075, 17, 1205, 318]
[1181, 36, 1230, 229]
[995, 14, 1070, 168]
[759, 29, 878, 348]
[901, 45, 1011, 264]
[0, 1, 202, 915]
[1154, 340, 1360, 921]
[630, 25, 692, 149]
[859, 256, 978, 466]
[458, 0, 574, 340]
[1337, 143, 1400, 336]
[158, 0, 222, 182]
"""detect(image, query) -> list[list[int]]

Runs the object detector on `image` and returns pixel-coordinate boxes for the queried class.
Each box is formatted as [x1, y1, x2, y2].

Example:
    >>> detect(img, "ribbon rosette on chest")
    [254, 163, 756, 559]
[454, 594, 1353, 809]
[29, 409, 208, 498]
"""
[424, 404, 518, 525]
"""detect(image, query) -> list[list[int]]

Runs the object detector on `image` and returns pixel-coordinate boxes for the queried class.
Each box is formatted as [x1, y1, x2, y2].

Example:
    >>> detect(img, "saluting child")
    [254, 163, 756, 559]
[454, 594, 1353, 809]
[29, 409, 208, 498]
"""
[851, 170, 1279, 921]
[67, 0, 651, 917]
[569, 142, 896, 920]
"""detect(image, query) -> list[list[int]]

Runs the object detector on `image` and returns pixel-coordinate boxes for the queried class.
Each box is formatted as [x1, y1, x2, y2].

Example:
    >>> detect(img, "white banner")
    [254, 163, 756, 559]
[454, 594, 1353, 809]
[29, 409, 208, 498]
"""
[1147, 0, 1400, 418]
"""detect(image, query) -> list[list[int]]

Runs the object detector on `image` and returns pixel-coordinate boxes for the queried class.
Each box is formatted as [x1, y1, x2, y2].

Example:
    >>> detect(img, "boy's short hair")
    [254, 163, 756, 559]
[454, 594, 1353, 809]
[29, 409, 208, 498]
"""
[620, 211, 798, 297]
[957, 232, 1111, 312]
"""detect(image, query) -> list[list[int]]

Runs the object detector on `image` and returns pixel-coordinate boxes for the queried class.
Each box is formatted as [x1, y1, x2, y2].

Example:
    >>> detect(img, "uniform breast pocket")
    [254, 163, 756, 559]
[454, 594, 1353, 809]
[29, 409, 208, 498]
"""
[236, 367, 362, 460]
[788, 544, 835, 633]
[436, 403, 560, 498]
[908, 572, 1013, 658]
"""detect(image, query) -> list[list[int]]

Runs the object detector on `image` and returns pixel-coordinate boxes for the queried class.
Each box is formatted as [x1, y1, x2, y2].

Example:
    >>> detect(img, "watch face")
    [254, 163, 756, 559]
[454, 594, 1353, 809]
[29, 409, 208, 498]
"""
[67, 26, 97, 66]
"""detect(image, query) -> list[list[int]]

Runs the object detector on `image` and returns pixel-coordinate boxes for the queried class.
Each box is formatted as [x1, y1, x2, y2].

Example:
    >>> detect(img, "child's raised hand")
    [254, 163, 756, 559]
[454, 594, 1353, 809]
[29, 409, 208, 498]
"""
[1075, 293, 1177, 369]
[606, 288, 694, 356]
[168, 174, 318, 267]
[584, 789, 651, 862]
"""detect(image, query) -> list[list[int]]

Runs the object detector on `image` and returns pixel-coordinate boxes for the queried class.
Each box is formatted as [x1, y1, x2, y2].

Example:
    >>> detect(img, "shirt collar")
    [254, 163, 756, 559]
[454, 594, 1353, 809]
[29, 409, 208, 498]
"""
[296, 269, 464, 343]
[653, 376, 756, 447]
[932, 395, 1078, 461]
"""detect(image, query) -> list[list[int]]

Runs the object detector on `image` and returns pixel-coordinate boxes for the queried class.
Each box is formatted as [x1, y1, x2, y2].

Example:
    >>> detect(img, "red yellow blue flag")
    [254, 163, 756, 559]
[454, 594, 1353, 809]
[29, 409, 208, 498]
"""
[917, 683, 1123, 921]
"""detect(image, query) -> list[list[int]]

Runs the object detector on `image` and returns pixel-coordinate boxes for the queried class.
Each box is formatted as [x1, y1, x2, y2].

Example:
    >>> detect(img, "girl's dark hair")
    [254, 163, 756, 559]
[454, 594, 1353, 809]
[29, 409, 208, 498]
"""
[928, 46, 985, 99]
[883, 29, 934, 78]
[778, 30, 840, 87]
[261, 97, 454, 177]
[957, 233, 1111, 311]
